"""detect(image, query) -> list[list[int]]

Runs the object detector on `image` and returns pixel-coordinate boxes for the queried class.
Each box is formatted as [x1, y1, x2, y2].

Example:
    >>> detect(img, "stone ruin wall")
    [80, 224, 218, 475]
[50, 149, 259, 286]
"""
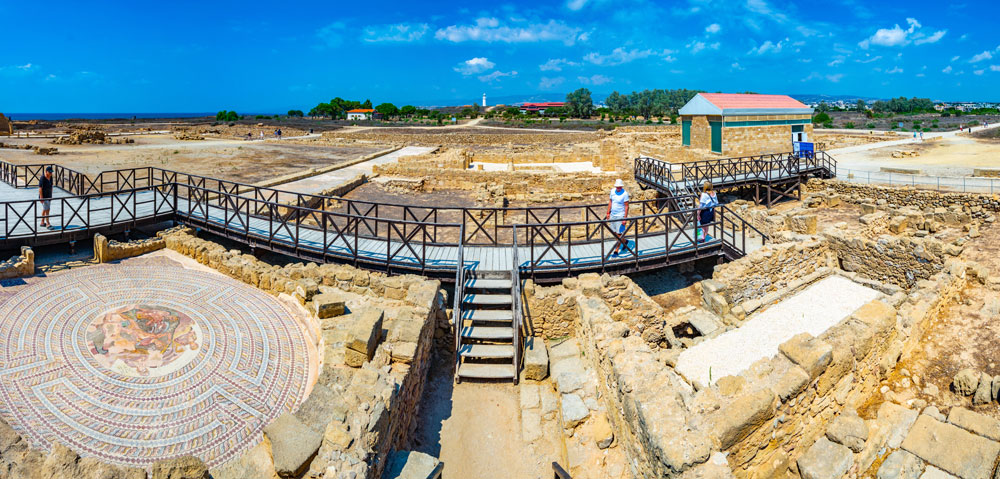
[157, 228, 447, 479]
[0, 247, 34, 280]
[0, 114, 11, 136]
[93, 233, 165, 263]
[808, 178, 1000, 213]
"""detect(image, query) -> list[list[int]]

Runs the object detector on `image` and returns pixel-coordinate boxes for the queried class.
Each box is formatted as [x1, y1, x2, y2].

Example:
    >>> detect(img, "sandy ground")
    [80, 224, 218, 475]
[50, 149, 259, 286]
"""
[0, 134, 382, 183]
[834, 135, 1000, 176]
[412, 354, 560, 479]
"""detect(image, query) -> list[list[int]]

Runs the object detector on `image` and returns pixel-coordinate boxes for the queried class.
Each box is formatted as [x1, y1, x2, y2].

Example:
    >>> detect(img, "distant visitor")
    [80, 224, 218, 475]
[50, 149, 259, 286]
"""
[697, 181, 718, 242]
[606, 179, 630, 257]
[39, 166, 54, 230]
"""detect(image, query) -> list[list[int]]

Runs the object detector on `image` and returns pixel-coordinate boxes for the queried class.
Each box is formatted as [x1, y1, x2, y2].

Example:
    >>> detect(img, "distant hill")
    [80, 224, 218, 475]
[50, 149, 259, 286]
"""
[787, 93, 884, 104]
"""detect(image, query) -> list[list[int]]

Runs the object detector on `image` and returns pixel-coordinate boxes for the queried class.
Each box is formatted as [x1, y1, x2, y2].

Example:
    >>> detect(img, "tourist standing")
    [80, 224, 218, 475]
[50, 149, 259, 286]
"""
[277, 128, 282, 139]
[697, 182, 718, 243]
[259, 131, 264, 140]
[605, 179, 630, 257]
[919, 131, 924, 141]
[39, 166, 54, 230]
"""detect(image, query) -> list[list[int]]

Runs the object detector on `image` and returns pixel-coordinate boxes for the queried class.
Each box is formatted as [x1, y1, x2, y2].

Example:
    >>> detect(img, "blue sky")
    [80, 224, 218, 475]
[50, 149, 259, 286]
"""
[2, 0, 999, 113]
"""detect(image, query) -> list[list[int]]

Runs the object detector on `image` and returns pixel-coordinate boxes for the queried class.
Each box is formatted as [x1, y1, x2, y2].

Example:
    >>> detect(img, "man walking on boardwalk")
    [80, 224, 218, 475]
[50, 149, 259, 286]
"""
[39, 166, 54, 230]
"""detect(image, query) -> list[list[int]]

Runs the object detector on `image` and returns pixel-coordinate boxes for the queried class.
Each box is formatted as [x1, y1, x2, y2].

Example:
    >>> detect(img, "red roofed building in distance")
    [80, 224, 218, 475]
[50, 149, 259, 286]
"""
[346, 108, 377, 121]
[678, 93, 814, 156]
[519, 102, 566, 115]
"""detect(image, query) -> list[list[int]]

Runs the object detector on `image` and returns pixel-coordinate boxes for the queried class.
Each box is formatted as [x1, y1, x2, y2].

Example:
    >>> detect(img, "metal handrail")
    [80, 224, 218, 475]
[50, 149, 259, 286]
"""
[453, 224, 466, 380]
[511, 224, 522, 384]
[552, 462, 572, 479]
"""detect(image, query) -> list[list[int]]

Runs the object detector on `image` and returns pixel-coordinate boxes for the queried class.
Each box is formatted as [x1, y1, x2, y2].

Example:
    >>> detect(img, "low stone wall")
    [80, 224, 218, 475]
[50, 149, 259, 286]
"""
[708, 240, 837, 319]
[809, 178, 1000, 214]
[0, 247, 34, 279]
[157, 228, 447, 479]
[822, 230, 952, 289]
[93, 233, 165, 263]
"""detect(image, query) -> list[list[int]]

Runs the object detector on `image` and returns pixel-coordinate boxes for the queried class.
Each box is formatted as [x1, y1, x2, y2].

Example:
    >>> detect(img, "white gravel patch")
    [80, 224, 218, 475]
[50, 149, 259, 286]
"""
[676, 275, 881, 387]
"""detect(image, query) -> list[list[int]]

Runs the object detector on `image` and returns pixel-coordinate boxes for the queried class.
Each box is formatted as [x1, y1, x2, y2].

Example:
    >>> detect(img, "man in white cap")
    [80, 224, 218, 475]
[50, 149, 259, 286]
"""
[605, 179, 630, 257]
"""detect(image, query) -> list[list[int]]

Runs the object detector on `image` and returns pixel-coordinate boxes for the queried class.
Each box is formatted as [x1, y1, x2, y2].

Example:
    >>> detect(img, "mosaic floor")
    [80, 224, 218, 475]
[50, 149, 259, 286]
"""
[0, 256, 312, 468]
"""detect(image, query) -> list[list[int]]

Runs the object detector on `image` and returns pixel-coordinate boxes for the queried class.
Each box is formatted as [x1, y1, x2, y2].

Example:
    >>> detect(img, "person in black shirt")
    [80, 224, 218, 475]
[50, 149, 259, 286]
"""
[39, 166, 54, 229]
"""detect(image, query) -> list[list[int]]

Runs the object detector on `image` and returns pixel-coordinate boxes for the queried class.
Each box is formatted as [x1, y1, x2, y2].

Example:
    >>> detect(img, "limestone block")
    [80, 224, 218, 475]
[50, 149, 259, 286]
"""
[322, 422, 352, 452]
[889, 216, 908, 234]
[952, 369, 980, 396]
[778, 333, 832, 379]
[900, 414, 1000, 479]
[311, 293, 345, 319]
[293, 383, 343, 434]
[826, 410, 869, 453]
[150, 456, 209, 479]
[521, 409, 543, 443]
[710, 389, 775, 450]
[852, 300, 897, 335]
[797, 437, 853, 479]
[389, 342, 418, 364]
[877, 449, 924, 479]
[974, 372, 993, 405]
[344, 309, 384, 367]
[294, 279, 319, 304]
[560, 393, 589, 428]
[786, 214, 818, 235]
[382, 450, 441, 479]
[209, 436, 276, 479]
[264, 413, 323, 478]
[919, 466, 958, 478]
[523, 336, 549, 381]
[946, 407, 1000, 442]
[771, 366, 810, 402]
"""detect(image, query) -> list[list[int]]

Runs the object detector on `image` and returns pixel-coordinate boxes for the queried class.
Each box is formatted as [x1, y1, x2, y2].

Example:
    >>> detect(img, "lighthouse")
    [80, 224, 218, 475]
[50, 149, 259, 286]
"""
[482, 93, 486, 108]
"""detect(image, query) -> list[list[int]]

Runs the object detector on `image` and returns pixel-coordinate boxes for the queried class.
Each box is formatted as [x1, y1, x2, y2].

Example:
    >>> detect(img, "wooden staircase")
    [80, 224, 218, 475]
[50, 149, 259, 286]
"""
[455, 270, 520, 383]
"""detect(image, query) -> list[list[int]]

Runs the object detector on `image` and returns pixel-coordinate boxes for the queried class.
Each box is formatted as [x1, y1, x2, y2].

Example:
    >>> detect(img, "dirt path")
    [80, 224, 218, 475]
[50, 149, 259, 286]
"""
[412, 354, 558, 479]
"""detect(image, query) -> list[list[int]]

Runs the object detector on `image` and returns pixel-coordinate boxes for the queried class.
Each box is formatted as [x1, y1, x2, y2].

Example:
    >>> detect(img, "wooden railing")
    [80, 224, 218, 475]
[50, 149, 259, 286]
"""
[452, 224, 466, 381]
[635, 151, 837, 193]
[1, 160, 766, 278]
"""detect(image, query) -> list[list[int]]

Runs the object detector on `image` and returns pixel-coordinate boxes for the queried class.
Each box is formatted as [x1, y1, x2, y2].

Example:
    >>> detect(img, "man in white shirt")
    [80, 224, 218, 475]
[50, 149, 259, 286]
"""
[605, 179, 630, 257]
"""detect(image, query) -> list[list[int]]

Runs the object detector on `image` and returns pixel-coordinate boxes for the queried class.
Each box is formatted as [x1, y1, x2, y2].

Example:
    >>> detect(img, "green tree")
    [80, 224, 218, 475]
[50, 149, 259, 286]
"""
[361, 99, 373, 109]
[400, 105, 417, 117]
[287, 110, 304, 117]
[565, 88, 594, 118]
[225, 111, 239, 122]
[215, 110, 227, 121]
[855, 99, 866, 111]
[374, 103, 399, 119]
[812, 112, 831, 124]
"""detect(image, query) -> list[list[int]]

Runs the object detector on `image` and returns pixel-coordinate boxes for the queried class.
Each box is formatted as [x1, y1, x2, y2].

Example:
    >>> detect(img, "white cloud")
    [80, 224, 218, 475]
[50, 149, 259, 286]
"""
[478, 70, 517, 82]
[974, 69, 984, 76]
[855, 55, 882, 63]
[860, 18, 945, 48]
[796, 25, 820, 37]
[951, 55, 960, 62]
[747, 38, 787, 55]
[731, 62, 745, 71]
[584, 47, 673, 65]
[914, 30, 946, 45]
[705, 23, 720, 34]
[454, 57, 495, 75]
[942, 65, 953, 73]
[970, 51, 993, 63]
[886, 66, 903, 74]
[577, 74, 612, 85]
[746, 0, 790, 24]
[316, 22, 346, 48]
[826, 73, 844, 82]
[539, 76, 565, 89]
[828, 58, 844, 66]
[361, 23, 429, 43]
[436, 17, 583, 46]
[991, 65, 1000, 72]
[539, 58, 580, 71]
[567, 0, 588, 11]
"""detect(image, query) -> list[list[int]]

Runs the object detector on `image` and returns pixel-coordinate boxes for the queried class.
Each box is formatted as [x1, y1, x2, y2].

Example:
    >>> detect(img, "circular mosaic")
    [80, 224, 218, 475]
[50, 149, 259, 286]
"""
[0, 262, 313, 469]
[86, 305, 202, 378]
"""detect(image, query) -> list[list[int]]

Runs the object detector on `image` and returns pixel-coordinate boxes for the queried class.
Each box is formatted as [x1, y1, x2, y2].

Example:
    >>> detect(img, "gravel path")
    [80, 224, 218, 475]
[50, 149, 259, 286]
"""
[676, 275, 880, 386]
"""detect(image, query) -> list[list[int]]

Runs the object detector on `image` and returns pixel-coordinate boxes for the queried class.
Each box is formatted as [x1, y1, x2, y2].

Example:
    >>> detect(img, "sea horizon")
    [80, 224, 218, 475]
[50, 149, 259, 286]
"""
[4, 113, 218, 121]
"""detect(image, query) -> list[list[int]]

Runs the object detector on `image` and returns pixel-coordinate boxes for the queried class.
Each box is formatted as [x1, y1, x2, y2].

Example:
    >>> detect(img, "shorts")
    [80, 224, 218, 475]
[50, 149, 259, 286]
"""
[609, 214, 626, 234]
[41, 200, 51, 210]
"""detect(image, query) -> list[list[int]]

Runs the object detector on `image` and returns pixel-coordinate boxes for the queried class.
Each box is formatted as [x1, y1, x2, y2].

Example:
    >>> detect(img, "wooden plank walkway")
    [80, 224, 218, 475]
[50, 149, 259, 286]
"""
[1, 185, 720, 274]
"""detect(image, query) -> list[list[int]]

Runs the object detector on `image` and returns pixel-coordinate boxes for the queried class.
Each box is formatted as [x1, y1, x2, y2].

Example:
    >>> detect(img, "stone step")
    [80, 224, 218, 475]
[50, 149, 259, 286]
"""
[458, 343, 514, 359]
[464, 278, 513, 291]
[457, 363, 516, 380]
[460, 326, 513, 340]
[461, 309, 514, 323]
[462, 294, 512, 306]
